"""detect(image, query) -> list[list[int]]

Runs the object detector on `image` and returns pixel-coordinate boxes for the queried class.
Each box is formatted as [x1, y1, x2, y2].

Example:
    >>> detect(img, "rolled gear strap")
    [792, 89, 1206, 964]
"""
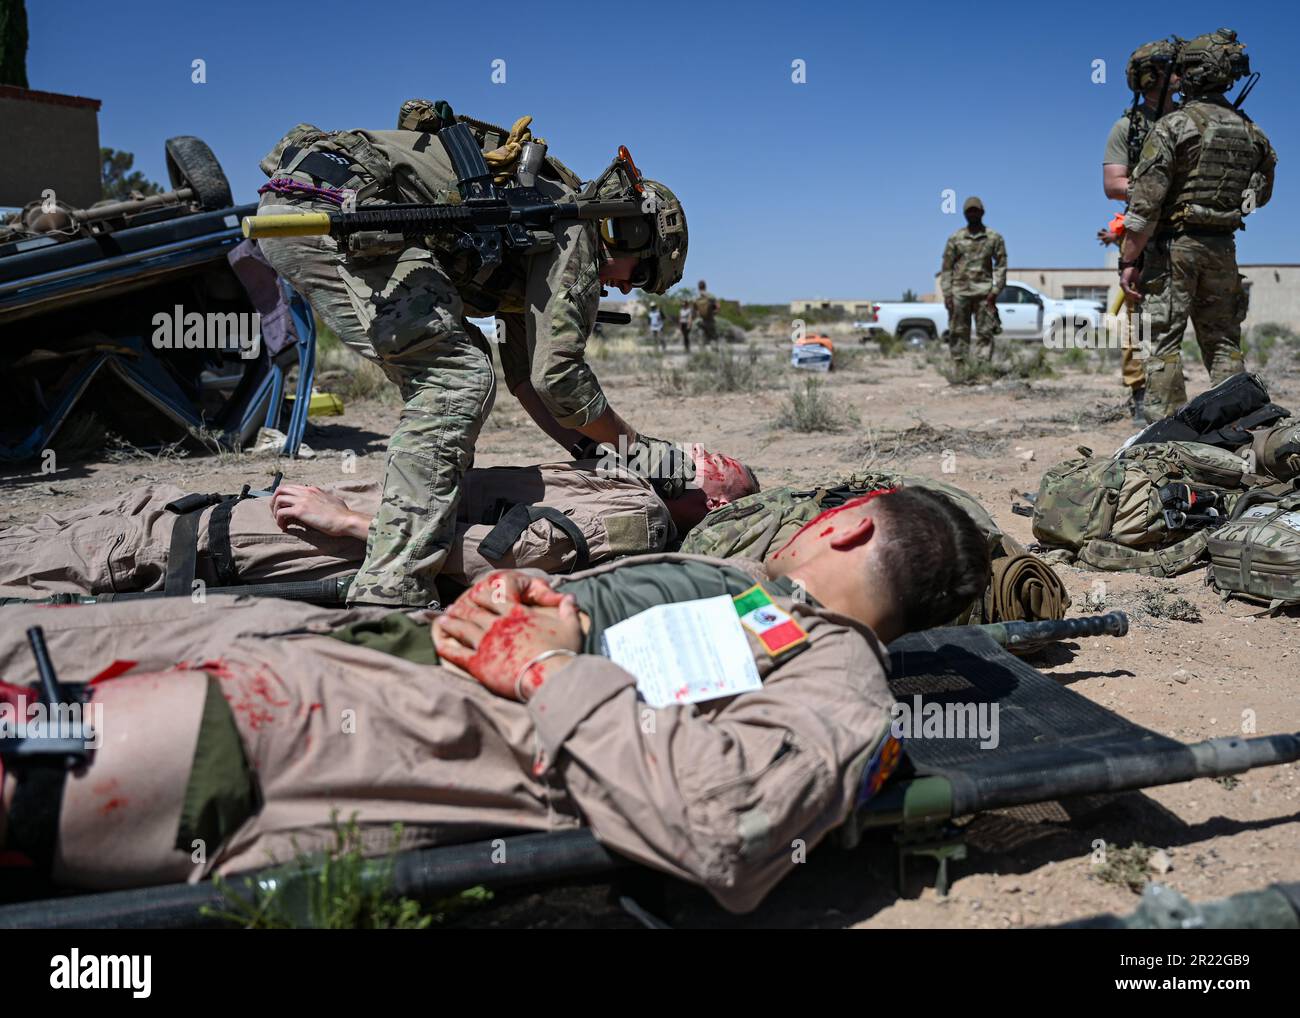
[983, 552, 1071, 625]
[1077, 532, 1211, 577]
[477, 504, 591, 573]
[397, 98, 456, 133]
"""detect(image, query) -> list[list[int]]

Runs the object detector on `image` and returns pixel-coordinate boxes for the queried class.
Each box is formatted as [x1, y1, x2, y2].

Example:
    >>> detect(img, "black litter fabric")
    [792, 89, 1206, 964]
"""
[886, 627, 1193, 815]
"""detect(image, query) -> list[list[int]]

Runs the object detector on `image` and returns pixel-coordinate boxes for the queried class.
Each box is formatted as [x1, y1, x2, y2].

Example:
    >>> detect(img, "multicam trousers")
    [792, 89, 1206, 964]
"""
[259, 194, 495, 607]
[947, 294, 998, 362]
[1139, 232, 1247, 423]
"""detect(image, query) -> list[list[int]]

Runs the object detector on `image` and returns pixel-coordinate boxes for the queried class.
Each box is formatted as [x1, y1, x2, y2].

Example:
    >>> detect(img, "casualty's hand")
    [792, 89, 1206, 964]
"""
[432, 571, 583, 701]
[1120, 265, 1143, 301]
[270, 484, 370, 540]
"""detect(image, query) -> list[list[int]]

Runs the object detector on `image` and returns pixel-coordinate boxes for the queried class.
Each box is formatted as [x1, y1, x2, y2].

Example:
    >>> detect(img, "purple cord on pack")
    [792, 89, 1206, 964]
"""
[257, 178, 350, 206]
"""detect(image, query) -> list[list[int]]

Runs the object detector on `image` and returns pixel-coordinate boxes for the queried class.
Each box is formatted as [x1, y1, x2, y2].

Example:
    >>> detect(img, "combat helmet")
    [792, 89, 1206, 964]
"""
[1126, 38, 1180, 92]
[635, 179, 688, 294]
[1177, 28, 1251, 96]
[589, 148, 688, 294]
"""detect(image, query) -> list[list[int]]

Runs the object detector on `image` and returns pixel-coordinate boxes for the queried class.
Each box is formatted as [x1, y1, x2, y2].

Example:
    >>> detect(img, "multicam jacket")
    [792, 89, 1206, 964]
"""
[939, 227, 1008, 299]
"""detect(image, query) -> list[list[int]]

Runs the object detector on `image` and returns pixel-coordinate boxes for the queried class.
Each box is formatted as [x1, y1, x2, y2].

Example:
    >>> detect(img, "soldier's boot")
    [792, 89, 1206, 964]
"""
[1141, 353, 1188, 423]
[1128, 386, 1146, 424]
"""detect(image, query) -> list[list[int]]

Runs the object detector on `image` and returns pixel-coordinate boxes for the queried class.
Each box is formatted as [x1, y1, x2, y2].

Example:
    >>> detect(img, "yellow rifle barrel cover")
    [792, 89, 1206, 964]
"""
[241, 212, 333, 239]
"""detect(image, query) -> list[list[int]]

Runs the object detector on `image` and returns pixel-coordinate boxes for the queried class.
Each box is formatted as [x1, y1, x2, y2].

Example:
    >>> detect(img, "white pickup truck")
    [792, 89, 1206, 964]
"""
[854, 281, 1104, 346]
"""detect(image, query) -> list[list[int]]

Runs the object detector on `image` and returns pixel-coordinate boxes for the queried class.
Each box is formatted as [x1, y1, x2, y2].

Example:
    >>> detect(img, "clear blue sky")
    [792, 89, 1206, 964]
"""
[26, 0, 1297, 301]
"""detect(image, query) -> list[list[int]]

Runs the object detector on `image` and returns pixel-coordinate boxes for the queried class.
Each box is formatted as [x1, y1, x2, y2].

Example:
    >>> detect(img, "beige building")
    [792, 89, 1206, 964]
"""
[0, 85, 103, 208]
[789, 298, 880, 316]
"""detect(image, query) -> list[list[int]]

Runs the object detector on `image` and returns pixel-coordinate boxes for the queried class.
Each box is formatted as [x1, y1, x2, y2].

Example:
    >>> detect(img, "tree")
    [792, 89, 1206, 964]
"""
[0, 0, 29, 88]
[101, 148, 164, 201]
[902, 288, 919, 302]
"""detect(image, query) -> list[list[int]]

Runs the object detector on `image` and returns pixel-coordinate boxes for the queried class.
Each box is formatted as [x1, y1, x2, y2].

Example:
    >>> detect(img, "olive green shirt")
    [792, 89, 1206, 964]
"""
[1103, 105, 1157, 169]
[330, 561, 811, 663]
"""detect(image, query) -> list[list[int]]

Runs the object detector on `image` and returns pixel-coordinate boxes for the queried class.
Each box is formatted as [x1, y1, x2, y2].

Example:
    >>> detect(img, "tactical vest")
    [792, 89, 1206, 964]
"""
[1167, 101, 1260, 231]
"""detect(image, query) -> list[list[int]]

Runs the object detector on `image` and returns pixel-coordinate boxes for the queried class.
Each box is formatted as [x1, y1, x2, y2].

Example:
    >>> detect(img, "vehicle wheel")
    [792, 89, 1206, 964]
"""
[900, 325, 932, 347]
[164, 136, 233, 210]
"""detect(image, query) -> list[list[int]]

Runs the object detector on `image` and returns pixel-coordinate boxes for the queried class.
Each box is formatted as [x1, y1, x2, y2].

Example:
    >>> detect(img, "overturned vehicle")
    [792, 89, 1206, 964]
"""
[0, 135, 316, 464]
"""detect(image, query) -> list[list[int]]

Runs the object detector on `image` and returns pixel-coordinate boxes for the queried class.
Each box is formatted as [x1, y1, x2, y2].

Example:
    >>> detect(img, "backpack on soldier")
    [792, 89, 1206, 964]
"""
[1033, 442, 1249, 575]
[1208, 488, 1300, 606]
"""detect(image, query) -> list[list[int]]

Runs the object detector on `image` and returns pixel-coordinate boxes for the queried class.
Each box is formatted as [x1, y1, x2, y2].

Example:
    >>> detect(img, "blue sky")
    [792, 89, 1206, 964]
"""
[25, 0, 1298, 301]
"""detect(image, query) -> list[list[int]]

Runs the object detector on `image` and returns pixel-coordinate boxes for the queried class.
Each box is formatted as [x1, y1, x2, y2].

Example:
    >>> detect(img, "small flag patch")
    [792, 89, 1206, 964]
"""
[733, 584, 808, 658]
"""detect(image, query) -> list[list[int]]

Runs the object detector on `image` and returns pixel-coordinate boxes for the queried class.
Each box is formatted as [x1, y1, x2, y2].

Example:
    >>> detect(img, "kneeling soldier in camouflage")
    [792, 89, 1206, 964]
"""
[254, 100, 690, 607]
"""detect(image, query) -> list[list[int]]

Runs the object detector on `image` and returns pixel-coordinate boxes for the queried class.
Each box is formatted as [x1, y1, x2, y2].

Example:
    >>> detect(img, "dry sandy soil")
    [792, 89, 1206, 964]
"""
[3, 328, 1297, 929]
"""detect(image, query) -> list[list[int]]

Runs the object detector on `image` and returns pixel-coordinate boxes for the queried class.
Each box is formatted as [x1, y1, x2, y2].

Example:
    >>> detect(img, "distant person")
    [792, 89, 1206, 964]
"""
[1103, 38, 1181, 421]
[692, 279, 720, 345]
[678, 302, 693, 352]
[648, 302, 665, 351]
[1120, 29, 1276, 422]
[939, 197, 1007, 369]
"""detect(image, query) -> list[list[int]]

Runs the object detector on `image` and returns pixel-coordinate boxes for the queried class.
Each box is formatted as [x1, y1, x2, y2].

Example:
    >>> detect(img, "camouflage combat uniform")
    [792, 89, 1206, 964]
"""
[1125, 97, 1277, 422]
[256, 119, 609, 606]
[692, 289, 719, 344]
[939, 226, 1007, 361]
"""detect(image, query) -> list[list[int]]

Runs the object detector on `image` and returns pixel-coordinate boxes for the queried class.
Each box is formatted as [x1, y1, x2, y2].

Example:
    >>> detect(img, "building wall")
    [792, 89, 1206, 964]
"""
[0, 86, 103, 209]
[789, 299, 879, 315]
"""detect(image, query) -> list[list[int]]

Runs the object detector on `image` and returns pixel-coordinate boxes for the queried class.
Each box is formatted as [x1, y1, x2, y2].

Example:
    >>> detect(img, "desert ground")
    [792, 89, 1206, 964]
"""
[3, 318, 1297, 929]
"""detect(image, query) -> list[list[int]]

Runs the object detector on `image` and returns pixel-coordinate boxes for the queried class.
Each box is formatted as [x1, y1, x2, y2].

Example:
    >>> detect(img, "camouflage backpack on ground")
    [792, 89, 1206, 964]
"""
[1032, 441, 1252, 576]
[1208, 488, 1300, 607]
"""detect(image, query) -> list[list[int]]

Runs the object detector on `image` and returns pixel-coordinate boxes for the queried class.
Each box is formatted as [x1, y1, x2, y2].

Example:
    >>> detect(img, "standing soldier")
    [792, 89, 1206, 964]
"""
[1121, 29, 1277, 423]
[940, 197, 1007, 368]
[253, 101, 690, 606]
[678, 301, 693, 352]
[1103, 39, 1181, 421]
[692, 279, 720, 345]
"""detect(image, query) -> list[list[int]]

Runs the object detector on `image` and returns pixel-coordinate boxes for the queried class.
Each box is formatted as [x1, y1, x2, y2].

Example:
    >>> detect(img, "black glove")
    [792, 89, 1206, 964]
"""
[568, 436, 603, 461]
[633, 436, 693, 501]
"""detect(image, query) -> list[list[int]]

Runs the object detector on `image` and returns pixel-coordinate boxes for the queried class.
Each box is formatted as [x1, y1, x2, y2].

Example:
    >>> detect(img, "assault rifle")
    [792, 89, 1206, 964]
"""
[243, 123, 650, 284]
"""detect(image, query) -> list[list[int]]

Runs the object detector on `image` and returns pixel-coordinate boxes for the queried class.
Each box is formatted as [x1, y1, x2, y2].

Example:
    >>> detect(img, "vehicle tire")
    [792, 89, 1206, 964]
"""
[164, 136, 233, 210]
[899, 325, 933, 347]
